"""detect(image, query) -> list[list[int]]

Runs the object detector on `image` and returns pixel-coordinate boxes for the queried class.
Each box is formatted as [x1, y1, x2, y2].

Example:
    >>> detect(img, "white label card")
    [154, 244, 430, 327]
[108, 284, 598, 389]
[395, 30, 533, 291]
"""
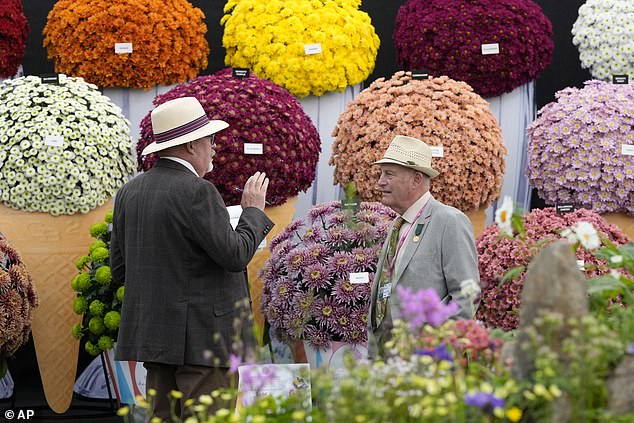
[115, 43, 133, 54]
[349, 272, 369, 284]
[244, 143, 263, 155]
[576, 260, 585, 271]
[430, 146, 444, 157]
[304, 43, 322, 55]
[481, 43, 500, 55]
[228, 205, 266, 251]
[622, 144, 634, 156]
[45, 135, 63, 147]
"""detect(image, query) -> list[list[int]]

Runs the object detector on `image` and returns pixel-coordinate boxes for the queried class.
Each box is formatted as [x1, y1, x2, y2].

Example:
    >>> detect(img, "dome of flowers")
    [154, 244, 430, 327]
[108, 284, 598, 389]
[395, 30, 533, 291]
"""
[331, 71, 506, 213]
[0, 234, 38, 361]
[137, 69, 320, 207]
[527, 80, 634, 216]
[260, 201, 396, 349]
[0, 75, 136, 215]
[0, 0, 29, 78]
[393, 0, 553, 98]
[221, 0, 380, 97]
[476, 207, 630, 331]
[572, 0, 634, 81]
[43, 0, 209, 88]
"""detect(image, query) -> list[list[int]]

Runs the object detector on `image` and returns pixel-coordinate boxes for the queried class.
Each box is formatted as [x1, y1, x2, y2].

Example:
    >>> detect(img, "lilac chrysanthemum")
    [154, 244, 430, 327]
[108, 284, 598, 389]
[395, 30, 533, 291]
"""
[304, 325, 331, 350]
[350, 247, 375, 272]
[331, 277, 365, 305]
[311, 297, 338, 329]
[302, 263, 331, 290]
[301, 225, 325, 243]
[327, 252, 354, 277]
[307, 201, 340, 223]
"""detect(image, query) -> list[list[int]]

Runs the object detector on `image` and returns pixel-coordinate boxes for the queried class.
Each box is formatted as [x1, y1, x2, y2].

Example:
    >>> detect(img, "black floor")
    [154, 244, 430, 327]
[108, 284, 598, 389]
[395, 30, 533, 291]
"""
[3, 338, 122, 422]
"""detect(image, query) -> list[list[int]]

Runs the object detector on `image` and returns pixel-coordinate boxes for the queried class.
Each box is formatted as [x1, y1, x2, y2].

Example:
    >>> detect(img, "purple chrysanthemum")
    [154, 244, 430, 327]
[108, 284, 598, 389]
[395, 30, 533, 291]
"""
[308, 201, 341, 223]
[304, 325, 331, 350]
[331, 277, 364, 305]
[302, 263, 331, 290]
[311, 297, 338, 329]
[327, 252, 354, 277]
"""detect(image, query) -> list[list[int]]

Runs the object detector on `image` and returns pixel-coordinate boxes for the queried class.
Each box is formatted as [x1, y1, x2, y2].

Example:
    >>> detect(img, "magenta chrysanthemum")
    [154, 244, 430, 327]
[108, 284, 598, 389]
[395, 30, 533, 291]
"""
[527, 81, 634, 216]
[0, 0, 29, 78]
[136, 68, 320, 206]
[261, 201, 395, 348]
[476, 208, 630, 331]
[393, 0, 553, 98]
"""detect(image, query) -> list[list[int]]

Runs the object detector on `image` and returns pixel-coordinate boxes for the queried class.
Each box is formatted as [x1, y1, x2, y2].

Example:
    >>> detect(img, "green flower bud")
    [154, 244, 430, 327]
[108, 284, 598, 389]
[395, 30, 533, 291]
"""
[72, 323, 83, 339]
[95, 266, 112, 285]
[75, 273, 92, 291]
[91, 247, 109, 263]
[73, 297, 88, 315]
[85, 340, 101, 356]
[89, 300, 105, 317]
[88, 317, 106, 335]
[98, 335, 114, 351]
[104, 310, 120, 331]
[90, 222, 108, 238]
[89, 240, 107, 254]
[75, 255, 90, 270]
[104, 210, 113, 224]
[71, 275, 80, 292]
[116, 286, 125, 302]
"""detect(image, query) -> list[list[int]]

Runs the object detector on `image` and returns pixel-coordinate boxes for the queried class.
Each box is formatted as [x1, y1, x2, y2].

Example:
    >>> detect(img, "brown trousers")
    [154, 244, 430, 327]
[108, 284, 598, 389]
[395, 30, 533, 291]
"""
[143, 362, 230, 422]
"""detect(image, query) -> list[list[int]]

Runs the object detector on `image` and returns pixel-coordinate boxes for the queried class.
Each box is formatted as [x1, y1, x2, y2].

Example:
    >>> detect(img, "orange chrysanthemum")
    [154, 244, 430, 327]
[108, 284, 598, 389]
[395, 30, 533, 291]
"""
[43, 0, 209, 89]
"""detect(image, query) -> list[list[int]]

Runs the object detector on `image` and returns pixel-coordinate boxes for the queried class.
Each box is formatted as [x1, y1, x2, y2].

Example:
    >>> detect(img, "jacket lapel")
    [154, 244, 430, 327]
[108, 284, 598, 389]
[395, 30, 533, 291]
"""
[392, 197, 438, 289]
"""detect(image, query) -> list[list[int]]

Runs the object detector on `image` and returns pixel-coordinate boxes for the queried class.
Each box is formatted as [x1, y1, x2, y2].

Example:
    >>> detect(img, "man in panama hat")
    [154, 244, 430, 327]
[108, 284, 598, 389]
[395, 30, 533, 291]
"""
[368, 135, 479, 358]
[111, 97, 273, 419]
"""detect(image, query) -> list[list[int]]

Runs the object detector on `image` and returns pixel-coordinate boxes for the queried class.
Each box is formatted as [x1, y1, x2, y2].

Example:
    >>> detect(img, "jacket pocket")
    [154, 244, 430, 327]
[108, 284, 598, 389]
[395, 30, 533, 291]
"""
[213, 297, 241, 317]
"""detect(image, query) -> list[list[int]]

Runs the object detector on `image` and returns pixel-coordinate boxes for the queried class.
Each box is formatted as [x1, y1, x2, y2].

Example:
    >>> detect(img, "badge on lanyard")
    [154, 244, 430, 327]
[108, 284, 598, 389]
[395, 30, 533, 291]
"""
[378, 282, 392, 299]
[412, 223, 424, 243]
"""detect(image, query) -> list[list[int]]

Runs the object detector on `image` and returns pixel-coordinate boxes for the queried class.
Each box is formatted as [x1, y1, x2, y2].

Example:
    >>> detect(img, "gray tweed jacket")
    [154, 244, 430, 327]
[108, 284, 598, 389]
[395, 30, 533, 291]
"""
[111, 159, 273, 366]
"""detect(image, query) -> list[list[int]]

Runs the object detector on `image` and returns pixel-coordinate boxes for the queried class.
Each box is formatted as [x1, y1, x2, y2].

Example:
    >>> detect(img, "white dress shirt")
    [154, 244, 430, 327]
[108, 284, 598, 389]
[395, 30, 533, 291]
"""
[162, 156, 199, 177]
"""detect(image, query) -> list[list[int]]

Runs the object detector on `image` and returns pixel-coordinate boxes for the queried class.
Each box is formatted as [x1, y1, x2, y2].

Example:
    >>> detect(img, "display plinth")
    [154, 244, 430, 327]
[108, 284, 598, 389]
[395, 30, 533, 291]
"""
[0, 202, 112, 413]
[247, 196, 298, 345]
[602, 213, 634, 242]
[465, 208, 487, 239]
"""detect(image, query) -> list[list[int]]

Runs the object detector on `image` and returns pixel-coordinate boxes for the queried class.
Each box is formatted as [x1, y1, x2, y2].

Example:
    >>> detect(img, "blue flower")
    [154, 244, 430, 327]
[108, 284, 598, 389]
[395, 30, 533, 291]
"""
[415, 344, 453, 363]
[464, 392, 505, 411]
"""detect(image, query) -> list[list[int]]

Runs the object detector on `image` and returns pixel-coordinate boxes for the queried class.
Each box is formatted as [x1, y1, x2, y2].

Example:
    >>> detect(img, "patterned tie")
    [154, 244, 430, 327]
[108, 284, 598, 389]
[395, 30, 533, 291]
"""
[374, 216, 405, 328]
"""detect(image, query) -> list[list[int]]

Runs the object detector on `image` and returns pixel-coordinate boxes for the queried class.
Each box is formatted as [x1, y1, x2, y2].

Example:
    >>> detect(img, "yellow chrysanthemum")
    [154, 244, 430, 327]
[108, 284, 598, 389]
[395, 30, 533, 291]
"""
[221, 0, 380, 97]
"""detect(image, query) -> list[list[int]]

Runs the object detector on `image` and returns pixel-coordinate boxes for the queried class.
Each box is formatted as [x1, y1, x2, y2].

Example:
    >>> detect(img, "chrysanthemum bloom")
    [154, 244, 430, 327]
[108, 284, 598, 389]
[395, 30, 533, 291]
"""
[221, 0, 380, 97]
[44, 0, 209, 88]
[572, 0, 634, 81]
[527, 80, 634, 216]
[260, 201, 395, 348]
[331, 71, 506, 213]
[0, 0, 29, 78]
[476, 208, 630, 331]
[137, 69, 320, 206]
[394, 0, 553, 97]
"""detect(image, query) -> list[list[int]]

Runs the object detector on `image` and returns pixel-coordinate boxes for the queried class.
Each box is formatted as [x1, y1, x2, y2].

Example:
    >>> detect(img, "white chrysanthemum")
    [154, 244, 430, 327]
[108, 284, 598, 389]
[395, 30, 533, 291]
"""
[494, 196, 514, 237]
[572, 0, 634, 80]
[0, 75, 136, 215]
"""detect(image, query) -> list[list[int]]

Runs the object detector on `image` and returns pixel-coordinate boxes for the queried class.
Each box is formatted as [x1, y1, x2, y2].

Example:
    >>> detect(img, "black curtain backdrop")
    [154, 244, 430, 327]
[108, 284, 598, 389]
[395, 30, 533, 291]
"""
[21, 0, 593, 215]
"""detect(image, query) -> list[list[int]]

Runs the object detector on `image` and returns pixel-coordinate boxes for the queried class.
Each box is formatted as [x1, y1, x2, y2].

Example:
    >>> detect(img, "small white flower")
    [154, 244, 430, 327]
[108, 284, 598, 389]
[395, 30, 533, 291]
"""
[495, 196, 514, 236]
[610, 269, 621, 279]
[572, 221, 601, 250]
[460, 278, 480, 299]
[610, 255, 623, 264]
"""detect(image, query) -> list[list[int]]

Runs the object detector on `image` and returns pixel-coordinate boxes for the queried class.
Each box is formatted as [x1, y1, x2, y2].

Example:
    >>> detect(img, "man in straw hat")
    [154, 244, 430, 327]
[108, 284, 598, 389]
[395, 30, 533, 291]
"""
[368, 135, 479, 358]
[111, 97, 273, 419]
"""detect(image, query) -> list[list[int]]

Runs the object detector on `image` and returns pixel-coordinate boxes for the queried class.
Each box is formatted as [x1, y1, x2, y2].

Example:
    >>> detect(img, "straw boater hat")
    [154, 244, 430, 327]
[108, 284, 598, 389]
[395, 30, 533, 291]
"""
[141, 97, 229, 155]
[374, 135, 439, 178]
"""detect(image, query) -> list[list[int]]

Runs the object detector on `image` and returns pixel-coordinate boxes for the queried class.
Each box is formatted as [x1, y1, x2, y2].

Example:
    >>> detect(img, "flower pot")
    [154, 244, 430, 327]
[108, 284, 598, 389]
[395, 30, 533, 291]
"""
[247, 197, 298, 345]
[602, 213, 633, 242]
[302, 341, 368, 372]
[0, 202, 112, 413]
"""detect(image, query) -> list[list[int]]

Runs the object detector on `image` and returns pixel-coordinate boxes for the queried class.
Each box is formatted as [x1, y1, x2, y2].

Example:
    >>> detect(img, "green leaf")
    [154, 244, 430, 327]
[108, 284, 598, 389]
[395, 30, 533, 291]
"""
[499, 266, 525, 286]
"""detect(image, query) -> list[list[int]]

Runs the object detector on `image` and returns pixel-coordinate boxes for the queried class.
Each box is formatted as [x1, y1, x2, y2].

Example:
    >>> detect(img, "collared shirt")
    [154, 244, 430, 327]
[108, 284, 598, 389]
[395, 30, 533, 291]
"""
[393, 191, 432, 275]
[162, 156, 199, 177]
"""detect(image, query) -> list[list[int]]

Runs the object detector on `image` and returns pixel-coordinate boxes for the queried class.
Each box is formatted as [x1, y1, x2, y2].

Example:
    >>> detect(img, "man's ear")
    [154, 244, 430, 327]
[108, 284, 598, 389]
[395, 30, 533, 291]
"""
[184, 141, 196, 154]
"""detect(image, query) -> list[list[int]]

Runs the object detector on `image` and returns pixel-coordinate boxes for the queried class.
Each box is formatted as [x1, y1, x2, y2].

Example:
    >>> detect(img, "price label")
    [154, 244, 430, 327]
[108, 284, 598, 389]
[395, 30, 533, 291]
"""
[481, 43, 500, 55]
[244, 143, 263, 155]
[430, 146, 444, 157]
[304, 43, 322, 55]
[621, 144, 634, 156]
[45, 135, 63, 147]
[349, 272, 370, 284]
[115, 43, 133, 54]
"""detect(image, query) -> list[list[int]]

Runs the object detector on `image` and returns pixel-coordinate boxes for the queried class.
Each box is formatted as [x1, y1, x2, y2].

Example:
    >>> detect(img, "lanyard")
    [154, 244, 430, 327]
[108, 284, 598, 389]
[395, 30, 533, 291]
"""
[386, 198, 430, 277]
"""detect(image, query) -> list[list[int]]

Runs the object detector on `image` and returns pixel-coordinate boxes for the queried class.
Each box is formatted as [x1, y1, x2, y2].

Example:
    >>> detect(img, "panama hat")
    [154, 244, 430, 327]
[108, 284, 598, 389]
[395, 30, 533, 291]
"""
[374, 135, 439, 178]
[141, 97, 229, 155]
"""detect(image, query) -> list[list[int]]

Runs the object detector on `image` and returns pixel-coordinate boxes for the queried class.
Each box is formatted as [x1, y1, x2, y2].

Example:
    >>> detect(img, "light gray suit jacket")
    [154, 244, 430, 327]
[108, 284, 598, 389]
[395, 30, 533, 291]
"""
[368, 196, 479, 357]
